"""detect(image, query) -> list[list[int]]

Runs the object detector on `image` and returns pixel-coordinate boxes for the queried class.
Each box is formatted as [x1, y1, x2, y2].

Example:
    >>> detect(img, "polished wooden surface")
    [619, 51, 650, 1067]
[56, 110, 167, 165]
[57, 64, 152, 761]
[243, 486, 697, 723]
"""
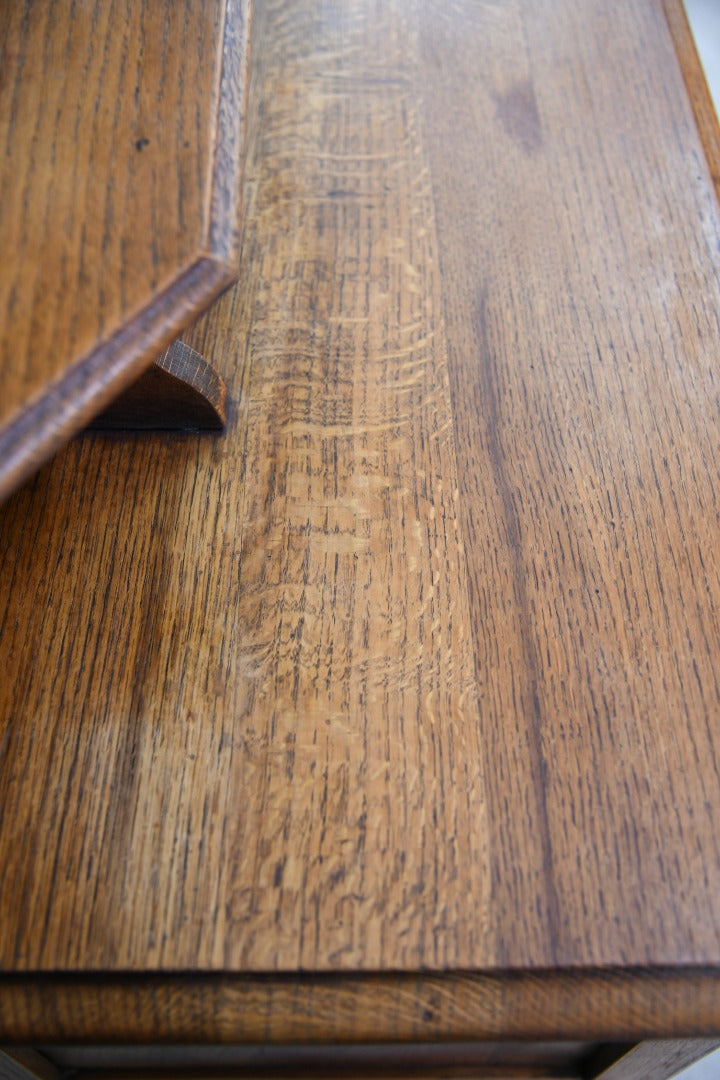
[0, 0, 250, 501]
[2, 0, 720, 1044]
[2, 971, 720, 1045]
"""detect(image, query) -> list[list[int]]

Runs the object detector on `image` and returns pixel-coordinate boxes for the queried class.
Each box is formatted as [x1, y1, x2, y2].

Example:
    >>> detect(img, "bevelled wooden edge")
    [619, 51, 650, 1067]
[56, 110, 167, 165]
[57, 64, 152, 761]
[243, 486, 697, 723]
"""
[0, 258, 233, 501]
[1, 969, 720, 1044]
[207, 0, 253, 266]
[663, 0, 720, 199]
[88, 340, 226, 430]
[0, 0, 252, 505]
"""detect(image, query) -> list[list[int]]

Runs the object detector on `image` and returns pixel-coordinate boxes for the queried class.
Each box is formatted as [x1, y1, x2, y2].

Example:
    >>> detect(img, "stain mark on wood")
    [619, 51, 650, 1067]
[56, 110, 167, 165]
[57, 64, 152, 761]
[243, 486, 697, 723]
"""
[494, 79, 543, 154]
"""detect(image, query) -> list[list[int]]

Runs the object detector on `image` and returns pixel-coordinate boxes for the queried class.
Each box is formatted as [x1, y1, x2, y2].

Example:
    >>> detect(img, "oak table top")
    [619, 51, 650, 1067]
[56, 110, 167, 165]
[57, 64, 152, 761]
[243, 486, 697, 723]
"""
[0, 0, 250, 502]
[2, 0, 720, 1055]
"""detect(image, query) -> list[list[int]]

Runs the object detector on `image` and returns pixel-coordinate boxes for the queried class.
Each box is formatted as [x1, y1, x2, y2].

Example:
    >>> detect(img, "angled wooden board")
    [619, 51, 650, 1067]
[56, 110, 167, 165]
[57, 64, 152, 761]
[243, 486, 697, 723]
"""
[0, 0, 251, 501]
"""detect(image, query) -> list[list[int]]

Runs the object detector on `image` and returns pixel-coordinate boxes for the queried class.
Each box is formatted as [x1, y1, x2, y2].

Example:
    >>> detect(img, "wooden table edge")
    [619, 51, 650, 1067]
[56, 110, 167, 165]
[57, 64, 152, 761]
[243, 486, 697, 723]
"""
[663, 0, 720, 198]
[1, 968, 719, 1044]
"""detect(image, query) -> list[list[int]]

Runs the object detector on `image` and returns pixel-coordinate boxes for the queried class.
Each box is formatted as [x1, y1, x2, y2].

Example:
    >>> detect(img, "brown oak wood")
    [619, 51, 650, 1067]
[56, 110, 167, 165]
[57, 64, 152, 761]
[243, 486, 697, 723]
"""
[0, 0, 485, 977]
[0, 0, 251, 500]
[2, 0, 720, 1049]
[89, 341, 227, 430]
[1, 971, 720, 1045]
[414, 0, 720, 970]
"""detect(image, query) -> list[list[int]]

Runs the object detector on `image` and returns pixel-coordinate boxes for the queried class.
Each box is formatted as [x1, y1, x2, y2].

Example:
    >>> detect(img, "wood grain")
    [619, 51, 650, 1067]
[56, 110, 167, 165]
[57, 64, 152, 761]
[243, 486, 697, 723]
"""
[1, 971, 720, 1044]
[1, 0, 720, 1045]
[89, 341, 227, 430]
[416, 0, 720, 967]
[0, 0, 484, 976]
[0, 0, 251, 500]
[19, 1066, 581, 1080]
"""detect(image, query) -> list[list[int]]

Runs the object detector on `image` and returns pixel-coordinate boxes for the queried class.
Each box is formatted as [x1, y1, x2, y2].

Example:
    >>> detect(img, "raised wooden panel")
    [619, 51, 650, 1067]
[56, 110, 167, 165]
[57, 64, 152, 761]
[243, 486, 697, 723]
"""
[0, 0, 250, 500]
